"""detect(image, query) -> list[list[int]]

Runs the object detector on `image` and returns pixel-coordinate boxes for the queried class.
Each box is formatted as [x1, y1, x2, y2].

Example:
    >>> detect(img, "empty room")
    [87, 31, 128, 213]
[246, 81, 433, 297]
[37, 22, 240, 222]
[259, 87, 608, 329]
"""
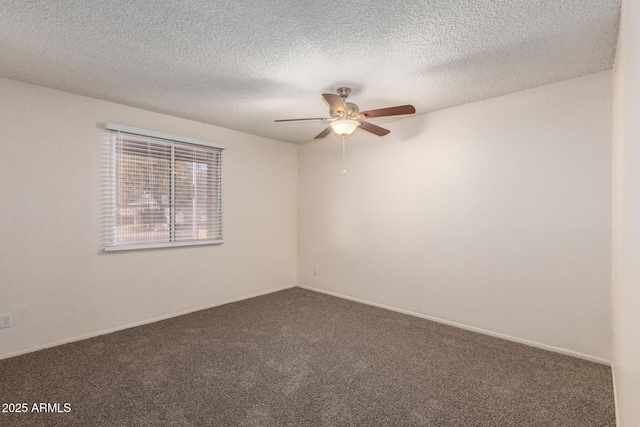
[1, 0, 639, 426]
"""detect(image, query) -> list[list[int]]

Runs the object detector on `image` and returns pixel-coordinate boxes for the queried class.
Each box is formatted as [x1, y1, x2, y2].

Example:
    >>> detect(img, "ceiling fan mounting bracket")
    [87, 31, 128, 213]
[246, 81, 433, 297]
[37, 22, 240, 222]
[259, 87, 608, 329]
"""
[336, 87, 351, 100]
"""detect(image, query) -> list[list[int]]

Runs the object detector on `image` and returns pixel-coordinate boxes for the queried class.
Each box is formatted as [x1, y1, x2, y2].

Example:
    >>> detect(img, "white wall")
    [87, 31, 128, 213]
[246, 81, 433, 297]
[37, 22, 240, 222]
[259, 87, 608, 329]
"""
[0, 78, 297, 359]
[298, 71, 612, 362]
[0, 68, 615, 371]
[612, 0, 640, 424]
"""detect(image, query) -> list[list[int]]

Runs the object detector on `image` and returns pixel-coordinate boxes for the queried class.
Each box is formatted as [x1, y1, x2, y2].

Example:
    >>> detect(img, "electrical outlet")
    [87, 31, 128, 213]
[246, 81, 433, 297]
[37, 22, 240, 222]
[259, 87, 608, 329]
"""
[313, 267, 318, 276]
[0, 314, 11, 329]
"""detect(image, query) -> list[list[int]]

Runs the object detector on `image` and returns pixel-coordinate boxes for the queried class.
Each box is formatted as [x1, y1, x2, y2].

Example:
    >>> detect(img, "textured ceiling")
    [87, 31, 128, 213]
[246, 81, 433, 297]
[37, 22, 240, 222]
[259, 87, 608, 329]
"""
[0, 0, 621, 143]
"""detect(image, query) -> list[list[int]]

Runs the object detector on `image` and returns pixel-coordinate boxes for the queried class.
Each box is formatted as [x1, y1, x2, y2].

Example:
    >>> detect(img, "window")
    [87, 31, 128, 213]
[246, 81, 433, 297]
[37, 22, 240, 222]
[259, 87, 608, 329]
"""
[105, 123, 224, 251]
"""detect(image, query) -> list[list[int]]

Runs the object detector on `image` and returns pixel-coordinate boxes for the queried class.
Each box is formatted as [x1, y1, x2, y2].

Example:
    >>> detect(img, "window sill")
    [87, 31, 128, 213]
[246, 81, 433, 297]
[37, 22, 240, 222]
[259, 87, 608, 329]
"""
[104, 239, 224, 252]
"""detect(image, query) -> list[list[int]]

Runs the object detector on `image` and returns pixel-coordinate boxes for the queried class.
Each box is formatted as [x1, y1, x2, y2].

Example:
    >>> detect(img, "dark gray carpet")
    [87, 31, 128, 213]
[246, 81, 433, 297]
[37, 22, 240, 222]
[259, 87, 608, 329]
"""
[0, 287, 615, 426]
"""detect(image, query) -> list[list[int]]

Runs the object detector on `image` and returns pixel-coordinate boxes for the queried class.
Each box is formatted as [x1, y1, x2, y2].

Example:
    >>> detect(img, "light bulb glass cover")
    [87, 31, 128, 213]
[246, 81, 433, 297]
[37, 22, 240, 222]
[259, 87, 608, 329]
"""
[330, 119, 360, 136]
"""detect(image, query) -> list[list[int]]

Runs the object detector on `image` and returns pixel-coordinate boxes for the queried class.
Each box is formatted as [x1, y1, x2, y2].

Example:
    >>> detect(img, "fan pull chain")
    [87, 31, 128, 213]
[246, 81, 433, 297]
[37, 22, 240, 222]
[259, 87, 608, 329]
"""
[342, 135, 347, 175]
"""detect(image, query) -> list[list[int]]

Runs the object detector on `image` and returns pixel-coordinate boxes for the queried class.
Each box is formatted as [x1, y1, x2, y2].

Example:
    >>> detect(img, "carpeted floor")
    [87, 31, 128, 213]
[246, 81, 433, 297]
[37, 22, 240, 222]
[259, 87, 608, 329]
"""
[0, 287, 615, 426]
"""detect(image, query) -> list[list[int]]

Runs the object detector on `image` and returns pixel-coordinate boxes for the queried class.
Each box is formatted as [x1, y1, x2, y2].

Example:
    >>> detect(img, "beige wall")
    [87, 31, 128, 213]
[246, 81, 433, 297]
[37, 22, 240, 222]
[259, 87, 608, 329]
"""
[0, 69, 616, 373]
[0, 78, 297, 359]
[612, 0, 640, 424]
[298, 71, 612, 362]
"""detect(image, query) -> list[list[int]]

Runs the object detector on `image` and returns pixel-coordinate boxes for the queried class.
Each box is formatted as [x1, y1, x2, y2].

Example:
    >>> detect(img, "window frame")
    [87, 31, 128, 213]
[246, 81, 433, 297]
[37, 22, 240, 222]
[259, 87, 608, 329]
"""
[104, 123, 225, 252]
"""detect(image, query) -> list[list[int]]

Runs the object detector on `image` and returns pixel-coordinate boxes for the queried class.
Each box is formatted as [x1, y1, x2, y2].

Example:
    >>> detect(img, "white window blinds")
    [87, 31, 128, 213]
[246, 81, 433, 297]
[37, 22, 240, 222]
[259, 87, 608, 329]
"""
[105, 124, 224, 251]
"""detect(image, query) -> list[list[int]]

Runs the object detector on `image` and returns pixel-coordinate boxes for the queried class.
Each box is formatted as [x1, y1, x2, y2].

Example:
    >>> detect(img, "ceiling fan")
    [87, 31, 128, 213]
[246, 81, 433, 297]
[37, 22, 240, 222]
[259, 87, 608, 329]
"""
[275, 87, 416, 139]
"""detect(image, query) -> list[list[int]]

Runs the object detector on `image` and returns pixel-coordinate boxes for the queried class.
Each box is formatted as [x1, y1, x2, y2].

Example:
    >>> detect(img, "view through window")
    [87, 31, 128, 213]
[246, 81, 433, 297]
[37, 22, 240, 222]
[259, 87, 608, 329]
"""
[106, 127, 223, 250]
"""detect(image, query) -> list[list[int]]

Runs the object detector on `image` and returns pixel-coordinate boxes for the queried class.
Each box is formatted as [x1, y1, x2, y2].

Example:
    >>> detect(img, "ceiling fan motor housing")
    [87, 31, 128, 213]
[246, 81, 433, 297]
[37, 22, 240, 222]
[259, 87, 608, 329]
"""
[330, 102, 359, 118]
[327, 87, 357, 118]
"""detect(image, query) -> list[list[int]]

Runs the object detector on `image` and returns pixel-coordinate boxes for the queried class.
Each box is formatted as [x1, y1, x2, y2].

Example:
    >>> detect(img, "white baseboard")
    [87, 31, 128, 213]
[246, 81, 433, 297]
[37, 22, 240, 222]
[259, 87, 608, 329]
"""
[4, 283, 611, 367]
[611, 365, 620, 426]
[298, 285, 612, 366]
[0, 284, 297, 361]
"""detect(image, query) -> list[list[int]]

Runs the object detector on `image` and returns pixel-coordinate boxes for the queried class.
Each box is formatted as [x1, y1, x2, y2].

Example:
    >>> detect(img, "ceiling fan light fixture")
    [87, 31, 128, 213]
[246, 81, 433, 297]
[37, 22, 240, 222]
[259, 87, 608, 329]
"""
[330, 119, 360, 136]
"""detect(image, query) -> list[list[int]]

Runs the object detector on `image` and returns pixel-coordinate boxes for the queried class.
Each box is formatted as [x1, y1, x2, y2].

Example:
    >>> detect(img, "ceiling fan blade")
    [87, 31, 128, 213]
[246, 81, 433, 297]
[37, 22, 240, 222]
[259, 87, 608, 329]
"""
[274, 117, 327, 123]
[360, 105, 416, 119]
[356, 120, 390, 136]
[322, 93, 346, 114]
[314, 127, 333, 139]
